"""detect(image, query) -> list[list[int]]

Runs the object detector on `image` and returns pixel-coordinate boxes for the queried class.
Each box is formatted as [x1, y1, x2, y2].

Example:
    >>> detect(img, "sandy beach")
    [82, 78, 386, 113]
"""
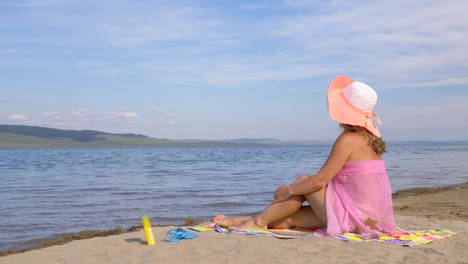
[1, 183, 467, 264]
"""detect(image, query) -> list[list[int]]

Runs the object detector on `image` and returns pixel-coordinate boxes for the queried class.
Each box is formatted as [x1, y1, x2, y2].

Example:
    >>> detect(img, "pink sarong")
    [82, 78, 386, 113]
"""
[325, 160, 396, 238]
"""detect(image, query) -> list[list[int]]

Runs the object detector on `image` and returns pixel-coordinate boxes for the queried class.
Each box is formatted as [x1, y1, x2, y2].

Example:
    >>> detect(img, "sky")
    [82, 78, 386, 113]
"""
[1, 0, 467, 141]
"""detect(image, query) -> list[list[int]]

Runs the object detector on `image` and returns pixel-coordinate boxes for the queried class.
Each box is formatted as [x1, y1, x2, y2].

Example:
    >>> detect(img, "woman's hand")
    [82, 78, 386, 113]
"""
[273, 185, 292, 202]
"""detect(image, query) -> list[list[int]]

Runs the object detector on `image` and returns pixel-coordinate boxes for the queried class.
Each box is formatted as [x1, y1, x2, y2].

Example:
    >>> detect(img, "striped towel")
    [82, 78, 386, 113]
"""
[188, 224, 455, 247]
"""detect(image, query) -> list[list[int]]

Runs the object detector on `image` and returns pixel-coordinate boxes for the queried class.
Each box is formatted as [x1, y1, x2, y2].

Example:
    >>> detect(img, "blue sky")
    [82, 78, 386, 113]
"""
[1, 0, 467, 140]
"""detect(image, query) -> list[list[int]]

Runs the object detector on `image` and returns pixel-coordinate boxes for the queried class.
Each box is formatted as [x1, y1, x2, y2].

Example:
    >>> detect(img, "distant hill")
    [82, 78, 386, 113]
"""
[0, 125, 148, 142]
[0, 125, 174, 148]
[0, 124, 322, 148]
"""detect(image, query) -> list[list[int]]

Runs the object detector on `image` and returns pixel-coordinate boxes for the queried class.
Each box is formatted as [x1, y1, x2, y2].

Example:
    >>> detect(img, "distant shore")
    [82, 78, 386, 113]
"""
[2, 123, 468, 149]
[1, 182, 467, 262]
[0, 124, 335, 148]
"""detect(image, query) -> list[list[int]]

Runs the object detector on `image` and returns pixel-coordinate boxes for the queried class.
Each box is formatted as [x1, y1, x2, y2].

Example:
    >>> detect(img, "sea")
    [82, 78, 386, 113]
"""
[1, 142, 467, 251]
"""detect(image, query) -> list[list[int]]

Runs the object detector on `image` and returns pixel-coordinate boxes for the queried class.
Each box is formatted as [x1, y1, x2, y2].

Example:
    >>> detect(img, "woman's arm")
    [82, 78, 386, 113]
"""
[274, 133, 354, 201]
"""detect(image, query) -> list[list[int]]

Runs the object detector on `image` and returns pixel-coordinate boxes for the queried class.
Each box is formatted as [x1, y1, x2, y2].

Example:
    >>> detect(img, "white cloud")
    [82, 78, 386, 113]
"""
[94, 0, 467, 88]
[40, 110, 139, 127]
[392, 77, 468, 89]
[145, 106, 160, 113]
[158, 120, 178, 125]
[77, 61, 126, 76]
[8, 114, 28, 121]
[271, 0, 468, 88]
[106, 112, 139, 119]
[0, 0, 66, 8]
[138, 53, 330, 86]
[89, 67, 125, 76]
[42, 111, 60, 117]
[1, 0, 467, 89]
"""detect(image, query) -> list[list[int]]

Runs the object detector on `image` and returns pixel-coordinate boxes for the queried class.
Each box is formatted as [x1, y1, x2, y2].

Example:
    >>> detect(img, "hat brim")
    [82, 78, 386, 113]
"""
[327, 75, 381, 137]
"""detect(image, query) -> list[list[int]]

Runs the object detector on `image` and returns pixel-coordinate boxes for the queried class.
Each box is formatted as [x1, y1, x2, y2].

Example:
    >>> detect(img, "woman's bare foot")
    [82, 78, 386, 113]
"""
[229, 217, 267, 230]
[212, 214, 252, 227]
[212, 214, 228, 225]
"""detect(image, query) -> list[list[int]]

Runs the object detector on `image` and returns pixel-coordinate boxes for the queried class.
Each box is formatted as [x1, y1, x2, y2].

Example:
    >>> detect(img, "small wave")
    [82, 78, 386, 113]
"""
[76, 187, 119, 192]
[110, 191, 150, 196]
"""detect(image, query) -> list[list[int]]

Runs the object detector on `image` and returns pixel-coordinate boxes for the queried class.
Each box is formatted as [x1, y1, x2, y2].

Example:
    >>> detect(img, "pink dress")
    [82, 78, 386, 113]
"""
[325, 160, 396, 238]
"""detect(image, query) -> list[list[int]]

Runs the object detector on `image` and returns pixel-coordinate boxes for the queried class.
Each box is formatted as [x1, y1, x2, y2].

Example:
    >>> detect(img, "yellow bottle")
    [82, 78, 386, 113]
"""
[142, 215, 155, 246]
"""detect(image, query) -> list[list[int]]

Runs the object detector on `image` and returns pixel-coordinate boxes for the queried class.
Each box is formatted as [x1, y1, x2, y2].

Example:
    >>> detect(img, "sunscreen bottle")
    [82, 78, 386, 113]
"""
[142, 215, 155, 246]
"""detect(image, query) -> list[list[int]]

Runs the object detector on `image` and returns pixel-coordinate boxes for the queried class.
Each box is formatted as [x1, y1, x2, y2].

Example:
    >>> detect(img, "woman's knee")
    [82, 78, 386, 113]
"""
[304, 186, 326, 202]
[291, 194, 305, 203]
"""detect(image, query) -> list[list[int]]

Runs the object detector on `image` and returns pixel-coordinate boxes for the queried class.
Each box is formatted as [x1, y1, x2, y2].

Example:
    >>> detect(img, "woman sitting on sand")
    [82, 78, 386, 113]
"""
[214, 75, 396, 238]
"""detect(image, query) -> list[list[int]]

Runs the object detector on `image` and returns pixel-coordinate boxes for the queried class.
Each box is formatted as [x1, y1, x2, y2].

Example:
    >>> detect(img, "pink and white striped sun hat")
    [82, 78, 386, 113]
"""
[327, 75, 382, 137]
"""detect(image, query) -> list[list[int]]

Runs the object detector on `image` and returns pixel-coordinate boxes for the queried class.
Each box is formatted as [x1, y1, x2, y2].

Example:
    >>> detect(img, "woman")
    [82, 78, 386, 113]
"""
[214, 75, 396, 238]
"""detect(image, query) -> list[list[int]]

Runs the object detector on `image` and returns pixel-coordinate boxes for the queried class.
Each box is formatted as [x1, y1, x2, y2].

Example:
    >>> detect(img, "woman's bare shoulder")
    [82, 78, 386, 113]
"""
[337, 132, 381, 161]
[331, 132, 365, 155]
[335, 131, 363, 144]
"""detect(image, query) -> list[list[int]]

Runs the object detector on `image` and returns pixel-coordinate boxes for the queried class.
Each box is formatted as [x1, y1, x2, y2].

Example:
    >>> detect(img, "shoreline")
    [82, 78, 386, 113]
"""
[392, 182, 468, 221]
[0, 218, 203, 257]
[1, 182, 467, 259]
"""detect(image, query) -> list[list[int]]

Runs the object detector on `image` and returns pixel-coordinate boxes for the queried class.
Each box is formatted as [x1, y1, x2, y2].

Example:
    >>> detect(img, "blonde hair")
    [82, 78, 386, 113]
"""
[340, 124, 387, 156]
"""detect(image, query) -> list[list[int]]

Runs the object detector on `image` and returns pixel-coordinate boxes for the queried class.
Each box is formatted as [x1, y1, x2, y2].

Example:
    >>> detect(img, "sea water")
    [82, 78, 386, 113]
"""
[1, 142, 467, 250]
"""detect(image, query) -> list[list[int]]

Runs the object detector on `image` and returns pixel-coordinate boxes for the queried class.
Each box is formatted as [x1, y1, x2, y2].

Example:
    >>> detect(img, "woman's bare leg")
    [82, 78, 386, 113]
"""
[212, 214, 252, 226]
[303, 185, 327, 225]
[268, 206, 325, 229]
[213, 195, 304, 228]
[268, 186, 328, 229]
[232, 186, 328, 230]
[216, 175, 311, 229]
[229, 194, 304, 229]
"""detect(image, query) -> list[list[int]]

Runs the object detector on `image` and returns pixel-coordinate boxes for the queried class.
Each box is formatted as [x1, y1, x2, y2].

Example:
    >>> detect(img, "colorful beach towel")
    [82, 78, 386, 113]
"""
[188, 224, 455, 247]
